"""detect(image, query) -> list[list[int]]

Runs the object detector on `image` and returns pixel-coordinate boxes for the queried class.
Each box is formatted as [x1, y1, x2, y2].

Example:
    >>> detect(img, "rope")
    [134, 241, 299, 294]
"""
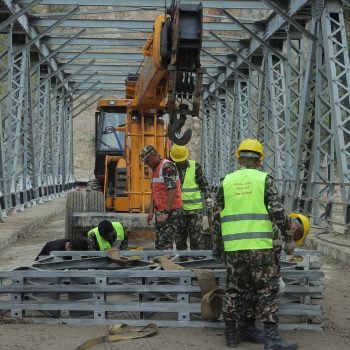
[75, 323, 158, 350]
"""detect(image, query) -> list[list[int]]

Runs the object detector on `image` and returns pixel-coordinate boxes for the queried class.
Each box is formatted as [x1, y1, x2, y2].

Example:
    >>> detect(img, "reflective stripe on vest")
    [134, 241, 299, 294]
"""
[220, 168, 273, 252]
[151, 159, 182, 211]
[182, 160, 203, 210]
[88, 221, 125, 251]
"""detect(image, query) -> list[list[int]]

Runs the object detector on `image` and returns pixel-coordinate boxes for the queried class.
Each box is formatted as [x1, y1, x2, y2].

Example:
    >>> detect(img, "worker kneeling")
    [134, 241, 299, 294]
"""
[87, 219, 128, 251]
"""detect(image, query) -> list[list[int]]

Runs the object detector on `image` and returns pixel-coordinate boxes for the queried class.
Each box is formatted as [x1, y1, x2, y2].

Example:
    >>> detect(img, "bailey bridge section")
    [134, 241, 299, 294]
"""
[0, 0, 350, 236]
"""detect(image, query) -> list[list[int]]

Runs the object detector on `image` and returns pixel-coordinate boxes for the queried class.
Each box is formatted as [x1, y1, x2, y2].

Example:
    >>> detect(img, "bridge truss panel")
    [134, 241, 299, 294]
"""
[0, 0, 349, 233]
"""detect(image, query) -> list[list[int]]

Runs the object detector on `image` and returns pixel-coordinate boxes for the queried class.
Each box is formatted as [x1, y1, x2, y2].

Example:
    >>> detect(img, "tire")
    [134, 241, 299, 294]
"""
[85, 190, 105, 213]
[65, 191, 84, 240]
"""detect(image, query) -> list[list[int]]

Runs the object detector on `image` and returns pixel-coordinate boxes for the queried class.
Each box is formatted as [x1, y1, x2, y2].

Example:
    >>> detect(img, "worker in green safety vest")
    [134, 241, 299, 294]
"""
[213, 138, 300, 350]
[170, 144, 213, 251]
[87, 219, 128, 251]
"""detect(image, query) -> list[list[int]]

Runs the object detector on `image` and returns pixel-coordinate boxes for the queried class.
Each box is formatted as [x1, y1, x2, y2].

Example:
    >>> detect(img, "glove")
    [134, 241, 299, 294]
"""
[277, 277, 286, 297]
[284, 241, 295, 255]
[206, 198, 214, 211]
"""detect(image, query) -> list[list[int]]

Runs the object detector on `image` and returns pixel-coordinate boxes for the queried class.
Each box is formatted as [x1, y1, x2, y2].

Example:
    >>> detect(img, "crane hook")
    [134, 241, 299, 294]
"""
[168, 115, 192, 146]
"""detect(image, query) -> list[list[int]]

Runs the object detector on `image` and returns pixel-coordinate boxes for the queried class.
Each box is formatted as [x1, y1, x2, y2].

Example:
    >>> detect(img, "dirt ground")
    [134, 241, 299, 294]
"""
[0, 213, 350, 350]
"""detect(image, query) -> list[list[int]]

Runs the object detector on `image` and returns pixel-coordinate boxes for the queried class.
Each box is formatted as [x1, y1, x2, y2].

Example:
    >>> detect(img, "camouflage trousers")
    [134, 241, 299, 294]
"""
[223, 249, 279, 323]
[154, 208, 184, 250]
[175, 210, 203, 250]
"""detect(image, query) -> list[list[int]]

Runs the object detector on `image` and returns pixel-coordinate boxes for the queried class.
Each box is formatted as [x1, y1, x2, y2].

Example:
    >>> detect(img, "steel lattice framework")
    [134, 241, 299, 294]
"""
[0, 0, 350, 233]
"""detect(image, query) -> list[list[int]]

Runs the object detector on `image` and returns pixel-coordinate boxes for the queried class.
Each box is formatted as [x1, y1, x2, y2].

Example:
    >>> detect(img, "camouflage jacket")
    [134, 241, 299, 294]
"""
[213, 167, 293, 256]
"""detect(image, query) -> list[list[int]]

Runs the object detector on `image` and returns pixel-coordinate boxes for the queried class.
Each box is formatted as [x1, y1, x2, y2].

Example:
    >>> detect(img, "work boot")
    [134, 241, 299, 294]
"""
[239, 316, 264, 343]
[224, 319, 239, 348]
[264, 322, 298, 350]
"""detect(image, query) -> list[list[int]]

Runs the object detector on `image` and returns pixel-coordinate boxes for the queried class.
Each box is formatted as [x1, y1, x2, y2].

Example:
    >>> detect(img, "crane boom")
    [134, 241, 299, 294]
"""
[126, 0, 204, 145]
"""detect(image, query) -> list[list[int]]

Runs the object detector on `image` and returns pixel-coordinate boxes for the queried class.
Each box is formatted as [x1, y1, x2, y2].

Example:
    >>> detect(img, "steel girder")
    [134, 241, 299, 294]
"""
[1, 0, 350, 234]
[17, 0, 272, 9]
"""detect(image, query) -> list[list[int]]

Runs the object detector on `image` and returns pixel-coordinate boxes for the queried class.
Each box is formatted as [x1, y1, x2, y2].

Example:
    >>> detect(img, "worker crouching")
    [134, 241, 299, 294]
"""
[87, 219, 127, 251]
[213, 138, 299, 349]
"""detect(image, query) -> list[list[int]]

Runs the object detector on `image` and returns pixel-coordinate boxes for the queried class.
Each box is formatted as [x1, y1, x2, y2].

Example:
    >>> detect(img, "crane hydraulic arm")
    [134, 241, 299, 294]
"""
[126, 0, 204, 145]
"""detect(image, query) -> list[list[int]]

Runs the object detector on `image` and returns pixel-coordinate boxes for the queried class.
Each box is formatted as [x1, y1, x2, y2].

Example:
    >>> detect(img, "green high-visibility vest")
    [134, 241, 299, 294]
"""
[220, 168, 273, 252]
[182, 160, 203, 210]
[88, 221, 125, 251]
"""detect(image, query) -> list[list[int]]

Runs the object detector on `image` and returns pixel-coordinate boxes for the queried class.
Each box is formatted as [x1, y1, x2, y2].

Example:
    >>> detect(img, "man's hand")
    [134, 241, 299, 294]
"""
[206, 198, 214, 211]
[147, 212, 154, 225]
[156, 213, 169, 224]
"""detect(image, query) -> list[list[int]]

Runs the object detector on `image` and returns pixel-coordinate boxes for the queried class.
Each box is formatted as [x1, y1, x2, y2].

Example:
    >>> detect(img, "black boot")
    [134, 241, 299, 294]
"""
[239, 316, 264, 343]
[264, 322, 298, 350]
[224, 319, 239, 348]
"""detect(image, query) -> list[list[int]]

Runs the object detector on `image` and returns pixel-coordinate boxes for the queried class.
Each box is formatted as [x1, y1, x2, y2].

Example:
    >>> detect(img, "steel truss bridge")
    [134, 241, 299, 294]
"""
[0, 0, 350, 233]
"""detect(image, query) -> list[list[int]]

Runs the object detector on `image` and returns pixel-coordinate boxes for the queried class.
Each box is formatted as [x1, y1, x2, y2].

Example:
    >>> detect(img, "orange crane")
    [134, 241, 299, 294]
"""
[65, 0, 203, 239]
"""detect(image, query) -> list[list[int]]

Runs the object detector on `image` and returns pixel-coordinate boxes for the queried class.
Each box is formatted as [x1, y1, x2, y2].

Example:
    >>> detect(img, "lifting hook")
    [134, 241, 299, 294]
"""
[168, 114, 192, 146]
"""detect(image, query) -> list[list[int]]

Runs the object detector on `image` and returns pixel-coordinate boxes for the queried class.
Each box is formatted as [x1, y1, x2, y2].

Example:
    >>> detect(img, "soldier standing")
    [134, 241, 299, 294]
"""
[213, 138, 299, 349]
[169, 144, 213, 250]
[139, 144, 183, 250]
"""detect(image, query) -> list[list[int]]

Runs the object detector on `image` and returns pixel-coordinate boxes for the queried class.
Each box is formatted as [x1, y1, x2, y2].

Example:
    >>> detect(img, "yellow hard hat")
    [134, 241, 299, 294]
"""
[235, 138, 264, 161]
[170, 144, 189, 162]
[289, 212, 310, 246]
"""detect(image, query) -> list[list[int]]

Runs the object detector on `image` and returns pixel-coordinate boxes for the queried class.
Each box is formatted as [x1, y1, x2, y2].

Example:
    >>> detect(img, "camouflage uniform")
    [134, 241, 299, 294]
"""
[175, 161, 212, 250]
[213, 167, 292, 323]
[139, 145, 183, 250]
[153, 157, 183, 250]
